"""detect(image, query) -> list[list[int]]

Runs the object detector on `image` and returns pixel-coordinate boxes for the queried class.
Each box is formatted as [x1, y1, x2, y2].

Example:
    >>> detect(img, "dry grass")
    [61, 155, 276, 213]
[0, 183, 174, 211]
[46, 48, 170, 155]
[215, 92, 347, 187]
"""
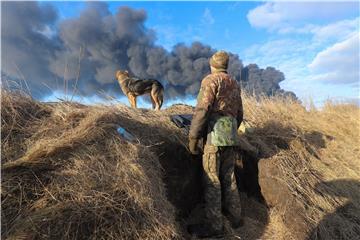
[241, 93, 360, 239]
[1, 89, 359, 240]
[1, 90, 181, 239]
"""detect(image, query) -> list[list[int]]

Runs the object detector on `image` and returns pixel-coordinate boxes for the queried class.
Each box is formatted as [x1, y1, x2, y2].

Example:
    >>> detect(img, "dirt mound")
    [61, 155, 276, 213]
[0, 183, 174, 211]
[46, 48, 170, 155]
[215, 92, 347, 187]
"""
[240, 96, 360, 240]
[2, 90, 360, 240]
[1, 90, 182, 239]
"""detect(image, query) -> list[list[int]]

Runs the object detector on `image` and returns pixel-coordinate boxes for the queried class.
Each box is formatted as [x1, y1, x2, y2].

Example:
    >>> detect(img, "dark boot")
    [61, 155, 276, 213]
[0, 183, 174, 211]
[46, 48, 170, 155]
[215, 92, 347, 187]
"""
[187, 223, 224, 238]
[223, 210, 244, 229]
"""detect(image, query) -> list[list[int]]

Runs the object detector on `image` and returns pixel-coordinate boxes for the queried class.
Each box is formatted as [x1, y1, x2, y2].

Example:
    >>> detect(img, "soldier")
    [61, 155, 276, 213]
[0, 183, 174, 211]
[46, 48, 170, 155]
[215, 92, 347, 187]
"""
[188, 51, 243, 238]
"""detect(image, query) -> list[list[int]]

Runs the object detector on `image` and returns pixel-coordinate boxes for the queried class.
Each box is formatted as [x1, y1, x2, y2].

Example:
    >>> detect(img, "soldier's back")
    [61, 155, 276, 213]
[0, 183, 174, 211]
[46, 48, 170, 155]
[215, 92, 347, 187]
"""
[204, 72, 241, 118]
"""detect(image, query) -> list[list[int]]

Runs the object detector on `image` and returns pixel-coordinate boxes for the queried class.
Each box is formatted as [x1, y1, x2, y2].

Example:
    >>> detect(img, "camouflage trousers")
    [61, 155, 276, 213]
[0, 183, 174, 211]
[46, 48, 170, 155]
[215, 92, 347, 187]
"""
[202, 144, 241, 231]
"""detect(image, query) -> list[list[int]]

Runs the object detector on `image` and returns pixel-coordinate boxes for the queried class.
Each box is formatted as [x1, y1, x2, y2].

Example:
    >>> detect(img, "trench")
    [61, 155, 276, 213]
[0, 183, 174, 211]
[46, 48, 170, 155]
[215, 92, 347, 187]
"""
[115, 111, 268, 238]
[153, 140, 204, 219]
[153, 138, 266, 223]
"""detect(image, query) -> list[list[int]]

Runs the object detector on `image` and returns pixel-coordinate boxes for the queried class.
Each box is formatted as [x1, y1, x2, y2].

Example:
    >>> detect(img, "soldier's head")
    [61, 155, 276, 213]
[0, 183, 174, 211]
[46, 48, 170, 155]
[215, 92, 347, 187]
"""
[209, 51, 229, 73]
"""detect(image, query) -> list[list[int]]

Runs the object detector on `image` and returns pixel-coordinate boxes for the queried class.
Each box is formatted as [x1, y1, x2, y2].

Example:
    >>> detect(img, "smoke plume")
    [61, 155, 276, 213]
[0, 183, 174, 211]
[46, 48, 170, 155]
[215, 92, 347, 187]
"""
[1, 2, 296, 100]
[241, 64, 296, 98]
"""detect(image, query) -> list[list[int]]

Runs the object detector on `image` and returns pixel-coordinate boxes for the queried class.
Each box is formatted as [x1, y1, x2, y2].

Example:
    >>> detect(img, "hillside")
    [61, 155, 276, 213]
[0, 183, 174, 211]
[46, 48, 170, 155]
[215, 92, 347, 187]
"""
[1, 90, 360, 240]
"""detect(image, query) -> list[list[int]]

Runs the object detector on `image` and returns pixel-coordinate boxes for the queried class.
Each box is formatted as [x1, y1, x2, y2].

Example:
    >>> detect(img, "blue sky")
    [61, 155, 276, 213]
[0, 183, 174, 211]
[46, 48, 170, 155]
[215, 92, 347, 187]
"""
[46, 1, 359, 107]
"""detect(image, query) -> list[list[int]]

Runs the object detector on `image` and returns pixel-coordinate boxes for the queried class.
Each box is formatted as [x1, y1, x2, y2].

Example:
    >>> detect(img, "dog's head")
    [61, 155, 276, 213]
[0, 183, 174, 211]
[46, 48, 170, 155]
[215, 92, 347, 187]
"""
[115, 70, 130, 82]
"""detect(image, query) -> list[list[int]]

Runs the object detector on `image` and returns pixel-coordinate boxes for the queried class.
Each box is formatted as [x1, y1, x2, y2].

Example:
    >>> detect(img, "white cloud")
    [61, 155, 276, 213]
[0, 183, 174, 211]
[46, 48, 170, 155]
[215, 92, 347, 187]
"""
[201, 8, 215, 25]
[278, 17, 359, 44]
[311, 18, 359, 42]
[308, 34, 359, 84]
[247, 2, 284, 30]
[242, 33, 360, 105]
[247, 2, 358, 32]
[245, 2, 360, 105]
[242, 38, 313, 87]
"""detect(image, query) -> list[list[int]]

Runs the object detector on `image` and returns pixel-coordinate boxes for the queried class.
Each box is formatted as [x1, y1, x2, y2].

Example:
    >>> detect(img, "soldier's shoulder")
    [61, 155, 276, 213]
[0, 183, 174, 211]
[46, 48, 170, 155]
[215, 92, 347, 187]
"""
[202, 73, 216, 80]
[202, 73, 221, 85]
[228, 75, 241, 87]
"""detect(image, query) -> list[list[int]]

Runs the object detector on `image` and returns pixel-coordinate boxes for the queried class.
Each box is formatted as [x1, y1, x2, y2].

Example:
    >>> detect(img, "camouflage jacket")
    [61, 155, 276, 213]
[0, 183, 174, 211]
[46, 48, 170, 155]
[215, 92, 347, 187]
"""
[189, 71, 243, 146]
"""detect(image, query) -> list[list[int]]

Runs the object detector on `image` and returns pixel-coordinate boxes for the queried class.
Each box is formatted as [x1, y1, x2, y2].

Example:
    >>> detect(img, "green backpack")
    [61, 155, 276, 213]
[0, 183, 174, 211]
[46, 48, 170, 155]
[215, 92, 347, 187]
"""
[208, 116, 240, 146]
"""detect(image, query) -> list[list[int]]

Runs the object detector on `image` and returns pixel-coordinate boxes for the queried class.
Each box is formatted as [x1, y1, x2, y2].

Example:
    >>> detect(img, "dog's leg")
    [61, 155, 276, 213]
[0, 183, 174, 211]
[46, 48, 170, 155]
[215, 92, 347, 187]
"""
[127, 95, 132, 108]
[154, 88, 163, 110]
[157, 88, 164, 110]
[150, 93, 156, 109]
[151, 87, 161, 110]
[155, 98, 160, 110]
[127, 94, 135, 108]
[133, 96, 137, 108]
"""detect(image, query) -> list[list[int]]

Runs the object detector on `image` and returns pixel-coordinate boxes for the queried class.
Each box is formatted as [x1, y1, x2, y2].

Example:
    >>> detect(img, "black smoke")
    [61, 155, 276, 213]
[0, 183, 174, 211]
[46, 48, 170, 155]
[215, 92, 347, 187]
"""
[241, 64, 296, 98]
[1, 1, 60, 97]
[1, 2, 296, 100]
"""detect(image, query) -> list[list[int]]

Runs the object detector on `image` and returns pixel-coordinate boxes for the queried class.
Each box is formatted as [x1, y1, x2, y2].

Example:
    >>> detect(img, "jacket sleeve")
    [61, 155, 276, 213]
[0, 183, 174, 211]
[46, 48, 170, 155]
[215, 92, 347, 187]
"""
[237, 88, 243, 128]
[189, 77, 217, 140]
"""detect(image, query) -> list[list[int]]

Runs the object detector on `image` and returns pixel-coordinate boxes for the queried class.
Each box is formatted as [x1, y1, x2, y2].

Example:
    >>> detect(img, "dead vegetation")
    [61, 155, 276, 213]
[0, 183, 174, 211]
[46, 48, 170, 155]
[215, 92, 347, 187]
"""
[240, 95, 360, 240]
[1, 90, 182, 239]
[1, 89, 360, 240]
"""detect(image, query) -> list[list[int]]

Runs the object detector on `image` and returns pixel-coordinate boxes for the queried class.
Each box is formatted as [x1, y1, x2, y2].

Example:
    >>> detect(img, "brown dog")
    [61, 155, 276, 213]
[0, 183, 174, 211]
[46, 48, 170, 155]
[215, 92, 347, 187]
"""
[115, 70, 164, 110]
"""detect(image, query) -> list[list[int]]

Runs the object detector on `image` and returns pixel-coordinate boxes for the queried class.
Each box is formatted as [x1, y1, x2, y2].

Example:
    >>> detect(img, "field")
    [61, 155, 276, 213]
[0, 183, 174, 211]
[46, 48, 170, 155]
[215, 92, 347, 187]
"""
[1, 89, 360, 239]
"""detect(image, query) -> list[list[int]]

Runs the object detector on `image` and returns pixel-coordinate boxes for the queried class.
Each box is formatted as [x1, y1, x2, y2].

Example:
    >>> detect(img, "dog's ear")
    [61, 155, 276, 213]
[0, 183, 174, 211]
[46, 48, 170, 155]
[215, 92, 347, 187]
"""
[115, 70, 122, 80]
[125, 70, 129, 74]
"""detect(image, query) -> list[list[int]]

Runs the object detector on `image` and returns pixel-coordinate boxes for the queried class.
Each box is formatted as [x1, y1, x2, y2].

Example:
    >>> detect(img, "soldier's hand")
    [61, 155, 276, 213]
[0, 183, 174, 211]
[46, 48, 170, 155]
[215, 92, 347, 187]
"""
[189, 138, 201, 155]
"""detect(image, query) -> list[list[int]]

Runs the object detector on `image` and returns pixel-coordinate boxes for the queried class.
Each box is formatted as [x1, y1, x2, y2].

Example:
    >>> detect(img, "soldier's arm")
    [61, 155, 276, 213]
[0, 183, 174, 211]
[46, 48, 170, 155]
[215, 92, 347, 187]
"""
[189, 77, 217, 140]
[237, 88, 243, 128]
